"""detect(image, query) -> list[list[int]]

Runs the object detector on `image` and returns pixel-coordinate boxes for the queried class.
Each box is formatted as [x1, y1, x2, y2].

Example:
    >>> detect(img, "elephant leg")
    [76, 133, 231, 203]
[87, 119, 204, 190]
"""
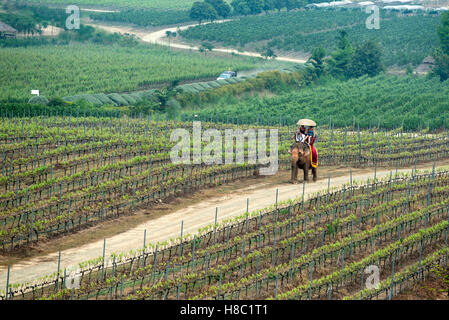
[291, 163, 298, 183]
[312, 167, 317, 182]
[303, 164, 309, 182]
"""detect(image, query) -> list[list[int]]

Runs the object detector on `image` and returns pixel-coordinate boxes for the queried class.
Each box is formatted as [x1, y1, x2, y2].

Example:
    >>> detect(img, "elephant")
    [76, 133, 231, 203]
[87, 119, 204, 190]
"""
[290, 142, 317, 183]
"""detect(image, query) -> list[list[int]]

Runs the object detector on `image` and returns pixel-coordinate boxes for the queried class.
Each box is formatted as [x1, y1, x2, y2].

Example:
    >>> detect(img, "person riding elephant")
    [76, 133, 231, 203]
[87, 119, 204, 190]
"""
[305, 126, 316, 146]
[295, 125, 307, 143]
[289, 125, 306, 155]
[290, 141, 317, 183]
[289, 122, 318, 183]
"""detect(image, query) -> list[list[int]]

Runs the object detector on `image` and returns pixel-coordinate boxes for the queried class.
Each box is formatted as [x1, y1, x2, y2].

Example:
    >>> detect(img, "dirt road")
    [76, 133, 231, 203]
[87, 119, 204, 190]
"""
[89, 20, 308, 64]
[0, 162, 446, 289]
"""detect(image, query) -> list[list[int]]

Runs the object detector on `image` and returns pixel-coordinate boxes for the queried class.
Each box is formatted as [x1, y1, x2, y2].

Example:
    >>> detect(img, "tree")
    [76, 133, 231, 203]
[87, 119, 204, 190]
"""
[437, 11, 449, 55]
[246, 0, 264, 14]
[273, 0, 285, 12]
[405, 65, 414, 76]
[349, 40, 384, 78]
[205, 0, 231, 18]
[165, 30, 176, 48]
[433, 48, 449, 81]
[307, 47, 327, 78]
[231, 0, 251, 16]
[200, 42, 215, 55]
[261, 46, 277, 59]
[153, 84, 180, 110]
[285, 0, 302, 11]
[190, 1, 218, 24]
[327, 30, 354, 78]
[263, 0, 275, 13]
[433, 12, 449, 81]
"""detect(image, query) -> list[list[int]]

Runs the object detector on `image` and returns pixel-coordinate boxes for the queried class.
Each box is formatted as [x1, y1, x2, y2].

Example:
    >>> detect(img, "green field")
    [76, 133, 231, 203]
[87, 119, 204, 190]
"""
[182, 74, 449, 130]
[180, 9, 442, 66]
[0, 43, 260, 101]
[88, 8, 192, 27]
[21, 0, 198, 9]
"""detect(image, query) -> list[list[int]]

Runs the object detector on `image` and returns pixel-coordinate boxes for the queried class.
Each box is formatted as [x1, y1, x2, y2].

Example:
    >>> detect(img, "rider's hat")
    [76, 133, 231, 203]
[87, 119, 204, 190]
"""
[297, 119, 316, 127]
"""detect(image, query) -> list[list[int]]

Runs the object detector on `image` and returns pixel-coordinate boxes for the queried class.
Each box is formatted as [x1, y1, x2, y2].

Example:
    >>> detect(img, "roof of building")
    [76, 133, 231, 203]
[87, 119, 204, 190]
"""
[383, 5, 424, 10]
[422, 56, 435, 64]
[0, 21, 17, 33]
[358, 1, 375, 6]
[381, 0, 413, 3]
[307, 1, 352, 8]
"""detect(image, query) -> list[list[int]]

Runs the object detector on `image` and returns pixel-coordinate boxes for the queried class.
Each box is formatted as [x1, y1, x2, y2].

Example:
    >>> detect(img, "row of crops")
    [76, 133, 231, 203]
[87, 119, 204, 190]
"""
[268, 14, 441, 67]
[0, 43, 259, 101]
[62, 64, 304, 106]
[21, 0, 197, 9]
[180, 9, 369, 47]
[89, 8, 192, 27]
[182, 74, 449, 130]
[179, 9, 442, 66]
[2, 163, 449, 300]
[0, 113, 448, 254]
[63, 76, 250, 107]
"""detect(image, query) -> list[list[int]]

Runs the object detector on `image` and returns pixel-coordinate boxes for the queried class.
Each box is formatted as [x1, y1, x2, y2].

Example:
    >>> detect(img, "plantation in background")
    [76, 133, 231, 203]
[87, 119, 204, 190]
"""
[180, 10, 441, 66]
[89, 8, 192, 27]
[18, 0, 198, 9]
[182, 74, 449, 130]
[0, 43, 258, 101]
[61, 64, 303, 107]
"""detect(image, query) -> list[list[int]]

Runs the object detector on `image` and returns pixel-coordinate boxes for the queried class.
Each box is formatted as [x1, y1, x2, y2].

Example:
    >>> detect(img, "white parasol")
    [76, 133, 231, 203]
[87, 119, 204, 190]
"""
[297, 119, 317, 127]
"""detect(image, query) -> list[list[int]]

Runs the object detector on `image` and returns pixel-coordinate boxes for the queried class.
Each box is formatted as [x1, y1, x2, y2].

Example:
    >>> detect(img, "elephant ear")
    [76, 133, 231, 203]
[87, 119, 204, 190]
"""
[291, 147, 299, 161]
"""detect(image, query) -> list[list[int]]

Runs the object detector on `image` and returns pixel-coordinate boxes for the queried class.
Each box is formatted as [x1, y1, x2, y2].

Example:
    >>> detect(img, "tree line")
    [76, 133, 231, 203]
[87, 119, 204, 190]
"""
[0, 1, 69, 35]
[433, 11, 449, 81]
[305, 30, 384, 81]
[189, 0, 310, 23]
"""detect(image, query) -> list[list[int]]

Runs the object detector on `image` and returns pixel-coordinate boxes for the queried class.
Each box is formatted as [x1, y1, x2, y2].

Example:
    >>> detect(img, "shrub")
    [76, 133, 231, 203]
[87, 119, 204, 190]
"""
[107, 93, 128, 106]
[83, 94, 103, 106]
[48, 97, 72, 107]
[28, 95, 49, 106]
[93, 93, 116, 105]
[120, 93, 137, 105]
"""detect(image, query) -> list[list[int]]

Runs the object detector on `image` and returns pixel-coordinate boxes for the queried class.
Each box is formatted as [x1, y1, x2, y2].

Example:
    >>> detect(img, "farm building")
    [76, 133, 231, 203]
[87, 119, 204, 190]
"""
[380, 0, 414, 4]
[357, 1, 376, 6]
[306, 1, 353, 9]
[382, 5, 425, 11]
[415, 56, 435, 74]
[0, 21, 17, 39]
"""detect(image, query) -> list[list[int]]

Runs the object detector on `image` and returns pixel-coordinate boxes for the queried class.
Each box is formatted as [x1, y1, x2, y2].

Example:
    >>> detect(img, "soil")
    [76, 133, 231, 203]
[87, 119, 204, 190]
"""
[393, 268, 449, 300]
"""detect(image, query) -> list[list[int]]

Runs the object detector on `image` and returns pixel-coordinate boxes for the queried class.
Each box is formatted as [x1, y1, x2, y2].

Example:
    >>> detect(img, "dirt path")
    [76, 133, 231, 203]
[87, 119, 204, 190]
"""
[88, 20, 308, 64]
[1, 161, 447, 289]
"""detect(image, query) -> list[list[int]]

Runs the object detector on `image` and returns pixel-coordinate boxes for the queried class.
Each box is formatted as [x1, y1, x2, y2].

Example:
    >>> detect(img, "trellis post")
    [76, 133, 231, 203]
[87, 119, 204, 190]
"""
[213, 208, 218, 244]
[5, 265, 10, 300]
[101, 238, 106, 280]
[180, 220, 184, 257]
[56, 250, 61, 293]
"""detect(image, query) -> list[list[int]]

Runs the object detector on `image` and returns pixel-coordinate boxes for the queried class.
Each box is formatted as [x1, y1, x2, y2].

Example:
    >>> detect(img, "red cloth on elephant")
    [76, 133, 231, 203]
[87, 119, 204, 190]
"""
[311, 145, 318, 168]
[309, 135, 315, 146]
